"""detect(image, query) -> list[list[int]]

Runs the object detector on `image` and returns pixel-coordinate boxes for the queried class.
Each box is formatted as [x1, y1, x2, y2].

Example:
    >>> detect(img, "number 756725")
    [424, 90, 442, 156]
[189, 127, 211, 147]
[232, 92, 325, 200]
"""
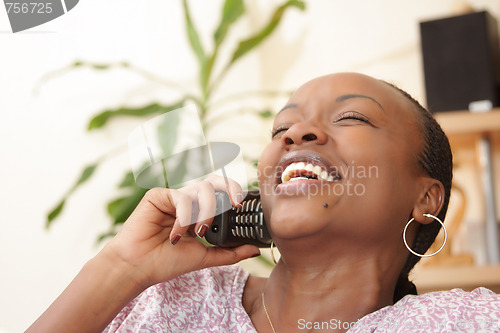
[5, 2, 53, 14]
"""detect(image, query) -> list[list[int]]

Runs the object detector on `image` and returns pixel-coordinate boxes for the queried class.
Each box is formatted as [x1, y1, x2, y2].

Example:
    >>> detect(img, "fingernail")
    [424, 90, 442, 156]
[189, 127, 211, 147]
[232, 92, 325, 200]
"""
[170, 234, 182, 245]
[251, 252, 261, 258]
[234, 193, 244, 206]
[196, 224, 209, 238]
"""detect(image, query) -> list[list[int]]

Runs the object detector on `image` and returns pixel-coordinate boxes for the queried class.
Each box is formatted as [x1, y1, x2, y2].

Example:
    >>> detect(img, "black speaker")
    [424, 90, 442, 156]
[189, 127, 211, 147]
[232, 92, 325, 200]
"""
[420, 11, 500, 112]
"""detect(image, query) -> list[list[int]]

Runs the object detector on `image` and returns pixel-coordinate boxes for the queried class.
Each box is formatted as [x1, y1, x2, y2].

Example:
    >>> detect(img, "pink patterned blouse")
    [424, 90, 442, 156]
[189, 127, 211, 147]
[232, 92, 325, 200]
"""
[104, 265, 500, 332]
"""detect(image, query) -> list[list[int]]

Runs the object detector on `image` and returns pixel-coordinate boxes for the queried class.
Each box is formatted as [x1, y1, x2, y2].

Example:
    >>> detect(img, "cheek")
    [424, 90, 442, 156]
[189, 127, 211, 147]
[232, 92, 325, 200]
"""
[339, 127, 418, 175]
[340, 143, 418, 227]
[257, 143, 277, 226]
[336, 132, 381, 176]
[257, 143, 279, 185]
[336, 131, 415, 203]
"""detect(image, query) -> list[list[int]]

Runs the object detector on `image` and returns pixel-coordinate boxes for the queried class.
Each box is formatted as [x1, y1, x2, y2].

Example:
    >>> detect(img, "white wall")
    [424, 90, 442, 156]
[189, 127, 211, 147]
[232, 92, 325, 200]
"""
[1, 0, 500, 331]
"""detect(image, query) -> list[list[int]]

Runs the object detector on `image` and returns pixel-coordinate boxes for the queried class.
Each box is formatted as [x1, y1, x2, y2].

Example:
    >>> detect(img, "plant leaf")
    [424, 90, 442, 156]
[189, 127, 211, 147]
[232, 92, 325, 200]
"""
[156, 108, 181, 160]
[182, 0, 206, 67]
[200, 55, 216, 98]
[256, 254, 275, 267]
[87, 100, 185, 131]
[229, 0, 305, 65]
[107, 197, 129, 223]
[46, 200, 65, 228]
[118, 171, 136, 188]
[258, 109, 273, 118]
[203, 0, 246, 96]
[71, 61, 130, 70]
[214, 0, 245, 47]
[46, 162, 99, 227]
[107, 187, 148, 224]
[71, 164, 98, 192]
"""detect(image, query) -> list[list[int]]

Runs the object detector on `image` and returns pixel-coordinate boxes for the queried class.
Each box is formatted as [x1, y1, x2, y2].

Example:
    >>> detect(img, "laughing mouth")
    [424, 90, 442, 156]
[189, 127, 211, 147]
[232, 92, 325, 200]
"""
[276, 152, 342, 185]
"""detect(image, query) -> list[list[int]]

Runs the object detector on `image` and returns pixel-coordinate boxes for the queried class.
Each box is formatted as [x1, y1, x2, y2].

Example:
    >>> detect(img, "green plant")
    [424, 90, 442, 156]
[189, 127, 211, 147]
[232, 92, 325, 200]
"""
[45, 0, 305, 242]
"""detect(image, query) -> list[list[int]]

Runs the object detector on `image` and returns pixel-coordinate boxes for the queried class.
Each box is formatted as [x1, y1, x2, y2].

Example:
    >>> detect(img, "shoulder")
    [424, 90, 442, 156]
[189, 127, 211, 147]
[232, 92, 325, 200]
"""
[395, 287, 500, 313]
[158, 264, 249, 297]
[105, 265, 252, 333]
[352, 288, 500, 332]
[125, 264, 249, 311]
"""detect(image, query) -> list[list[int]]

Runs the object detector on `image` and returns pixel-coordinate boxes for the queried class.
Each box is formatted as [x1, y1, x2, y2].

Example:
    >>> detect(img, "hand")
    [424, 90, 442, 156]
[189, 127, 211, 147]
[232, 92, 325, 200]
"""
[101, 175, 261, 288]
[27, 176, 261, 333]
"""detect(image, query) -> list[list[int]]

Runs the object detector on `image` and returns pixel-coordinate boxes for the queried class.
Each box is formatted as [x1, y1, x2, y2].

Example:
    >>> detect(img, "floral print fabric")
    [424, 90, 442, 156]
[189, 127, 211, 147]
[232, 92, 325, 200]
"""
[104, 265, 500, 333]
[104, 265, 256, 333]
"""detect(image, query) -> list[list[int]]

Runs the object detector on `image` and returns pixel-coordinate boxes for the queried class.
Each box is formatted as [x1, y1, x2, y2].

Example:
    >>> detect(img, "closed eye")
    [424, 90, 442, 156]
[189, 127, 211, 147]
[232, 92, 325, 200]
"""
[334, 111, 373, 125]
[271, 126, 289, 138]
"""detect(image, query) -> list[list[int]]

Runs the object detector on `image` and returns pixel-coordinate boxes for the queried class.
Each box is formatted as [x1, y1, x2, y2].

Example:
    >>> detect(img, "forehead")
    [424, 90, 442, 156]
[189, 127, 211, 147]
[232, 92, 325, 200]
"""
[284, 73, 410, 113]
[277, 72, 425, 155]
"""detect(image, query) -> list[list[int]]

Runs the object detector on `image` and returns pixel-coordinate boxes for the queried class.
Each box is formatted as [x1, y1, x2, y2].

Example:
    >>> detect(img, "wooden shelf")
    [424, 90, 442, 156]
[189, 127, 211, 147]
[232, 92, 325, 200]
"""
[434, 109, 500, 150]
[435, 108, 500, 134]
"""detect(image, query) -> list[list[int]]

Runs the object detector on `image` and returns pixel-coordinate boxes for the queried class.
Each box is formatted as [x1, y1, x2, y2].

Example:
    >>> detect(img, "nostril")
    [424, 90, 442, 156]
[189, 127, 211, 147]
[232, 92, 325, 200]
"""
[285, 137, 294, 145]
[302, 133, 317, 141]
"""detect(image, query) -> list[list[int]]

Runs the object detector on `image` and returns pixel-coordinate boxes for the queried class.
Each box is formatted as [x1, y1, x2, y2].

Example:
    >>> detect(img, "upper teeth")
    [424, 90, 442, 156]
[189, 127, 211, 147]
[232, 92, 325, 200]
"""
[281, 162, 335, 183]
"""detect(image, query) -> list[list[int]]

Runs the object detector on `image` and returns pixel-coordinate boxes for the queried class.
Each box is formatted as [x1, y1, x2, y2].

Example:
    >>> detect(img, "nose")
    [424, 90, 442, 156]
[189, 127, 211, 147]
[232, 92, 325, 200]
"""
[283, 122, 328, 146]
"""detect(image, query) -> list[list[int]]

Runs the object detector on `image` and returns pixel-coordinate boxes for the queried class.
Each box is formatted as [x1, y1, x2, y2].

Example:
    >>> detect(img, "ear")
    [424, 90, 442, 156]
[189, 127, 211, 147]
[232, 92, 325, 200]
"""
[411, 177, 445, 224]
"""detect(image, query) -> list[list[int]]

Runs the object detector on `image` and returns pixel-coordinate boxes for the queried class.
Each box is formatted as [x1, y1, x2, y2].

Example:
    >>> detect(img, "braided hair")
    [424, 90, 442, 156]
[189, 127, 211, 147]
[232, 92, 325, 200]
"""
[382, 81, 453, 303]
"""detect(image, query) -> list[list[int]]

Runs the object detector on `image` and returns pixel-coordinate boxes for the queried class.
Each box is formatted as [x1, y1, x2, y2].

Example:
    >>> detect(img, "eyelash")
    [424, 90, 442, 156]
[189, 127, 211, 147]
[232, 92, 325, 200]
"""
[271, 111, 371, 138]
[271, 126, 288, 138]
[334, 111, 370, 123]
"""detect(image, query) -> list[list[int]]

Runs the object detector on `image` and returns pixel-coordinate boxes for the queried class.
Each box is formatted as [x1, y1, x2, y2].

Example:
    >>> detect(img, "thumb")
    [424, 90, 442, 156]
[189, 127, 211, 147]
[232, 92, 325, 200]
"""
[201, 245, 261, 268]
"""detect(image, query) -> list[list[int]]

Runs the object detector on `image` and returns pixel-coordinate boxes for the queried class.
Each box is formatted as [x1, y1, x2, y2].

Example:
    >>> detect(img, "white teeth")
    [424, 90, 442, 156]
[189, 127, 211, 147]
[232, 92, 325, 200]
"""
[280, 161, 337, 183]
[289, 176, 308, 181]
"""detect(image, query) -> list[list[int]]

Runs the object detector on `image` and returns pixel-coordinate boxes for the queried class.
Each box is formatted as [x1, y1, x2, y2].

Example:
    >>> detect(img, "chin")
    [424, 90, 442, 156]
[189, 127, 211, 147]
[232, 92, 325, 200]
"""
[266, 197, 332, 239]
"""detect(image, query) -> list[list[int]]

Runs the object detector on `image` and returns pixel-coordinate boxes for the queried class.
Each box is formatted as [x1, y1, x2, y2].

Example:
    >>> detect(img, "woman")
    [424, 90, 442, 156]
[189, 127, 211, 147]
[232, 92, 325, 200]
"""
[28, 73, 500, 332]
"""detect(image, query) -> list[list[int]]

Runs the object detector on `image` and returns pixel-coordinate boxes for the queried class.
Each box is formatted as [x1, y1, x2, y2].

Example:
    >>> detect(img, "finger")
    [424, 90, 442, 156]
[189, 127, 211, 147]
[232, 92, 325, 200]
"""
[167, 190, 194, 245]
[139, 188, 177, 216]
[201, 245, 261, 268]
[205, 175, 244, 206]
[194, 181, 216, 238]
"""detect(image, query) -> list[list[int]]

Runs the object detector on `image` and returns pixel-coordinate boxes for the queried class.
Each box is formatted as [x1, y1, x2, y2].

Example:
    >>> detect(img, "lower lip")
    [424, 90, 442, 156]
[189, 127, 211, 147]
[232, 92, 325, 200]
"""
[275, 179, 333, 196]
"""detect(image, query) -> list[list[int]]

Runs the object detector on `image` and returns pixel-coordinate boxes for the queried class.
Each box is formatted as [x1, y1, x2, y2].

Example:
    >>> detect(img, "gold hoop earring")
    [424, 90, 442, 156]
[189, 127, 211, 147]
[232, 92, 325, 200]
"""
[403, 213, 447, 258]
[270, 241, 277, 264]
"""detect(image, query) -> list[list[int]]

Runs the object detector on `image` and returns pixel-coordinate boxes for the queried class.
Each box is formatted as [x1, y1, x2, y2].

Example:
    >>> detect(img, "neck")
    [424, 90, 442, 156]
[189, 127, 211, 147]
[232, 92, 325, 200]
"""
[261, 238, 402, 332]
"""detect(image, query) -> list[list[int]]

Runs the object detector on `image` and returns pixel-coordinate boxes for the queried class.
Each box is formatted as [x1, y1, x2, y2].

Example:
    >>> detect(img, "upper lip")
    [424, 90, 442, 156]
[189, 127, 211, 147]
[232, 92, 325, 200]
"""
[275, 150, 341, 184]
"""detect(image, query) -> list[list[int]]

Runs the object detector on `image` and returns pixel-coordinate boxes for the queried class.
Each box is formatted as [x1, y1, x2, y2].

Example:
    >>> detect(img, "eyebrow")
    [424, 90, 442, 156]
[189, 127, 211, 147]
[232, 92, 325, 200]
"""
[277, 103, 298, 115]
[335, 94, 385, 112]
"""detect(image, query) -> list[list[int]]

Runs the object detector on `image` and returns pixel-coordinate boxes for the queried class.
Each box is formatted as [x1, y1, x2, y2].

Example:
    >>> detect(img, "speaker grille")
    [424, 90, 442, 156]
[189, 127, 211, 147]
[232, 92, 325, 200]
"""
[420, 11, 500, 112]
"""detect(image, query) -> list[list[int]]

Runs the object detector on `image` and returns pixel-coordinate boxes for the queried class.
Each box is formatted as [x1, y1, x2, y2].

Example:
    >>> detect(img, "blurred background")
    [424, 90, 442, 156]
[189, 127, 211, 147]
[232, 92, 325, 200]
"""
[1, 0, 500, 332]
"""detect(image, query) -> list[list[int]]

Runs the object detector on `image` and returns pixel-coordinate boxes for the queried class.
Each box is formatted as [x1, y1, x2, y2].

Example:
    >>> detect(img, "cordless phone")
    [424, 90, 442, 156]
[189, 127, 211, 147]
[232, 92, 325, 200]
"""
[204, 190, 272, 248]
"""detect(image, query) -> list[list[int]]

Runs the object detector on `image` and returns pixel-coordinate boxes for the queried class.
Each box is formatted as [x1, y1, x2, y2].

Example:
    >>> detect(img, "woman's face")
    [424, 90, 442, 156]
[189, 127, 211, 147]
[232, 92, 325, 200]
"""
[258, 73, 426, 245]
